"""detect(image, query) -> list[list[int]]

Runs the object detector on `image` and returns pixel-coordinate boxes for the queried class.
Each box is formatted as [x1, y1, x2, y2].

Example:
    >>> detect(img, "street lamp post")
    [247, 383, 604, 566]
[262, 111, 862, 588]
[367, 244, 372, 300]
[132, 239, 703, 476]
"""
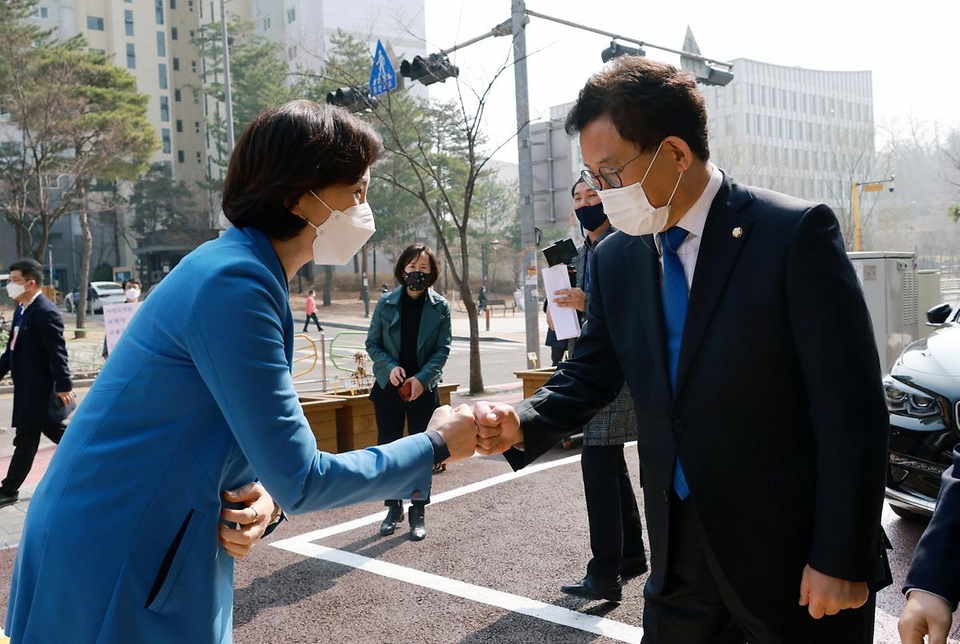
[481, 239, 500, 287]
[850, 176, 895, 251]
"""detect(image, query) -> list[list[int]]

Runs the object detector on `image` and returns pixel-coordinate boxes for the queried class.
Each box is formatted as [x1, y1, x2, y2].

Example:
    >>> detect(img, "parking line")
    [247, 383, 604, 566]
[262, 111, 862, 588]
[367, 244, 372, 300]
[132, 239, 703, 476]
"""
[271, 445, 643, 642]
[277, 540, 644, 643]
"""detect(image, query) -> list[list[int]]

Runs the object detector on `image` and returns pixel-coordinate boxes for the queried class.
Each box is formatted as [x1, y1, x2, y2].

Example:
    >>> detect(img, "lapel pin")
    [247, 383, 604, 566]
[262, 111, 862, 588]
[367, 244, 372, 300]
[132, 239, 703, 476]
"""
[732, 227, 743, 238]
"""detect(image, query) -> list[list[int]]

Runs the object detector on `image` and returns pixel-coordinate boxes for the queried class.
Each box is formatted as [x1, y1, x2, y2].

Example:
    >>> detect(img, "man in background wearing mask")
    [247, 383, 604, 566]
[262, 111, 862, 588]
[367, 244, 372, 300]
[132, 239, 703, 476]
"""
[548, 178, 647, 603]
[473, 56, 890, 643]
[0, 259, 75, 507]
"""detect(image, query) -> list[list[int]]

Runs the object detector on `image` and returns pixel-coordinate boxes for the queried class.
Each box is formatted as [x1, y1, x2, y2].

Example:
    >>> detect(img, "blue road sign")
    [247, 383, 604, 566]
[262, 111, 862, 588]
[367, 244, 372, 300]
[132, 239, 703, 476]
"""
[369, 40, 397, 97]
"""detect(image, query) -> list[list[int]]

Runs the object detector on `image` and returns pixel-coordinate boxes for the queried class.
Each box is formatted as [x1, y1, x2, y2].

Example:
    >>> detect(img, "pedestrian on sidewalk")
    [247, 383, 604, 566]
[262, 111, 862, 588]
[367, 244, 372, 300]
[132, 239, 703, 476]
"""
[366, 243, 452, 541]
[0, 259, 75, 508]
[5, 101, 477, 644]
[302, 288, 323, 332]
[101, 278, 142, 359]
[551, 178, 647, 603]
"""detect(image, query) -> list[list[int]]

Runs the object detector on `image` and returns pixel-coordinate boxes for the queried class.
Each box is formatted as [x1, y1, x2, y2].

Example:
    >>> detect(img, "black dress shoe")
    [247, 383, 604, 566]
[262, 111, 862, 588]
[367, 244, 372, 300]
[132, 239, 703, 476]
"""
[379, 505, 404, 536]
[0, 492, 19, 508]
[560, 574, 622, 602]
[409, 506, 426, 541]
[620, 556, 649, 580]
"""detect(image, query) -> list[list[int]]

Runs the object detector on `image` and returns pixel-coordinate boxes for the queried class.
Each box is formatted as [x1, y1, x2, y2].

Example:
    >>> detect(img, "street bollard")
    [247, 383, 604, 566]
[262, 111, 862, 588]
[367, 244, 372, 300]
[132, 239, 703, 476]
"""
[485, 308, 490, 332]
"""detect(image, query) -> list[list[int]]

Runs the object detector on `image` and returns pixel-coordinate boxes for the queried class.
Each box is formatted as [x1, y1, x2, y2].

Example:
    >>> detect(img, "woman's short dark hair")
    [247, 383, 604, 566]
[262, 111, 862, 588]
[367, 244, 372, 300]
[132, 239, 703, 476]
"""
[565, 57, 710, 161]
[8, 259, 43, 283]
[222, 100, 384, 240]
[393, 244, 439, 287]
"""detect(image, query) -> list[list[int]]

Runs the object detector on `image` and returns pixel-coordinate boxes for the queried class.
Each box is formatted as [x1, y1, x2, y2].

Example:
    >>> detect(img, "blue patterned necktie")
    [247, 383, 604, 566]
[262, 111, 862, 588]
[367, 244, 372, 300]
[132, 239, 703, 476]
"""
[660, 226, 690, 499]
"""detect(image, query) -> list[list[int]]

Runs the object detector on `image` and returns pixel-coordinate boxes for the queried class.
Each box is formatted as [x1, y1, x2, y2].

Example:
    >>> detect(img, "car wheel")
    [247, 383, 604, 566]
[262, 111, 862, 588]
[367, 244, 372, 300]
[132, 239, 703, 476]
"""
[889, 503, 930, 522]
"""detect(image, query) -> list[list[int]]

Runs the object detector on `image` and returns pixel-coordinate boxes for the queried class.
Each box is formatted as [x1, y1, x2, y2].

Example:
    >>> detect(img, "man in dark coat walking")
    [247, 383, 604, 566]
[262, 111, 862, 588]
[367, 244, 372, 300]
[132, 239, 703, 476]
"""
[0, 259, 75, 506]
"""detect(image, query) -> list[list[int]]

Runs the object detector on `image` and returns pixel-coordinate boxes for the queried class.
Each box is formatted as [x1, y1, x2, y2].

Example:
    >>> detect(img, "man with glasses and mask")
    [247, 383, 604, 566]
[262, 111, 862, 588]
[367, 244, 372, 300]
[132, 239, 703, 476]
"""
[0, 259, 75, 507]
[474, 56, 890, 643]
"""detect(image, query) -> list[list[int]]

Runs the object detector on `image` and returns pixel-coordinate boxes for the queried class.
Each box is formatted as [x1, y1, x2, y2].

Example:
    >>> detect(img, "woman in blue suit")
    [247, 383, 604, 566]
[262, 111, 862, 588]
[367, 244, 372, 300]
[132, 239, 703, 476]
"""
[366, 244, 451, 541]
[4, 101, 476, 644]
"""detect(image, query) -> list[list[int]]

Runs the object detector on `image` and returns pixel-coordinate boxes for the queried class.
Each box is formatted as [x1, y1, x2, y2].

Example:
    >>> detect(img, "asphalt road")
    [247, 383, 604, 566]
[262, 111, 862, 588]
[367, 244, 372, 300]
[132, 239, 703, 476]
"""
[0, 437, 954, 642]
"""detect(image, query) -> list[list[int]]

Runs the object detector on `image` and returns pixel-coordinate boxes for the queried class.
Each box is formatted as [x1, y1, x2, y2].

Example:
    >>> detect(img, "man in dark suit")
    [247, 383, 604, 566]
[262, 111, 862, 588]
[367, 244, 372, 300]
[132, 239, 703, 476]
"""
[899, 446, 960, 643]
[475, 56, 890, 643]
[0, 259, 75, 507]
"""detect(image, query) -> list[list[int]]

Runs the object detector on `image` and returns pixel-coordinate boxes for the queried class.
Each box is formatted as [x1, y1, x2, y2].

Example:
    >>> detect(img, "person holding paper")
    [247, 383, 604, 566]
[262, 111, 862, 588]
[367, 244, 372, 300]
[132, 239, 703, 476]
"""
[545, 178, 648, 603]
[473, 56, 890, 643]
[102, 278, 142, 359]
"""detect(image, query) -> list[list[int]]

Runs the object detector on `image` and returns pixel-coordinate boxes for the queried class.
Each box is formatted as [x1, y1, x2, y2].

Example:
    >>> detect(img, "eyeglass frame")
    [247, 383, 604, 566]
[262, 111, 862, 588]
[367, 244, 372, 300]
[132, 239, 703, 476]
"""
[580, 150, 646, 191]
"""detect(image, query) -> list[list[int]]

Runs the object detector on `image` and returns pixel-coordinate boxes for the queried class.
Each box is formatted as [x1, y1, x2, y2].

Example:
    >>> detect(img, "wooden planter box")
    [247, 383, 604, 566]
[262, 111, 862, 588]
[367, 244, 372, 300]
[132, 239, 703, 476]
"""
[514, 367, 557, 399]
[299, 396, 344, 453]
[320, 381, 462, 453]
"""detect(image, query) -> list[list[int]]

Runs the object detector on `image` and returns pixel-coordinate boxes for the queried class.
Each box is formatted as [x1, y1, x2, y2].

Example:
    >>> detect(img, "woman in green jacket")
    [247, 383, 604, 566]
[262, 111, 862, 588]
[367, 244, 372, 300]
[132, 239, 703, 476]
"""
[365, 244, 452, 541]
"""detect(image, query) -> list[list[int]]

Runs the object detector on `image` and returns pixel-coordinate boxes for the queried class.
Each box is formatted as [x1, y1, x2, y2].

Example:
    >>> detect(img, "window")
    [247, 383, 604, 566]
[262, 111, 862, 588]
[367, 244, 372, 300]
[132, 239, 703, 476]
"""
[287, 8, 296, 23]
[262, 17, 270, 30]
[158, 63, 168, 89]
[171, 27, 178, 40]
[172, 57, 179, 71]
[174, 88, 181, 102]
[187, 0, 193, 12]
[161, 128, 171, 154]
[170, 0, 177, 8]
[124, 10, 134, 36]
[191, 60, 197, 73]
[38, 6, 49, 18]
[176, 119, 183, 132]
[194, 121, 200, 133]
[87, 16, 105, 30]
[156, 31, 165, 57]
[725, 115, 735, 136]
[160, 96, 169, 122]
[156, 0, 164, 25]
[126, 43, 136, 69]
[178, 150, 185, 163]
[196, 151, 202, 163]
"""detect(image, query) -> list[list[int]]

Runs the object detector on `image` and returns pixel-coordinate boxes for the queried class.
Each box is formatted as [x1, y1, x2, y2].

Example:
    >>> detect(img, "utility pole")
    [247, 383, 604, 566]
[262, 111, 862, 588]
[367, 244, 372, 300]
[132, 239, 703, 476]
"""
[513, 0, 540, 369]
[219, 0, 235, 154]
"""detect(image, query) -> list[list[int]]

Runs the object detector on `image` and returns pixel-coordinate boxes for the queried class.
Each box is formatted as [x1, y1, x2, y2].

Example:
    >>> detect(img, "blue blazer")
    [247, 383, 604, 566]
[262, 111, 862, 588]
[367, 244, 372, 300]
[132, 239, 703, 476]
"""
[365, 286, 451, 392]
[509, 174, 891, 630]
[6, 227, 434, 643]
[0, 293, 72, 428]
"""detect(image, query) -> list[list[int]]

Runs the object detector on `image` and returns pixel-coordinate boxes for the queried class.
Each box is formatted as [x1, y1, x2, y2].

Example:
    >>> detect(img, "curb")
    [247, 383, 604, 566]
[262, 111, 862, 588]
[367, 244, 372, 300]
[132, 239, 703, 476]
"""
[315, 320, 523, 344]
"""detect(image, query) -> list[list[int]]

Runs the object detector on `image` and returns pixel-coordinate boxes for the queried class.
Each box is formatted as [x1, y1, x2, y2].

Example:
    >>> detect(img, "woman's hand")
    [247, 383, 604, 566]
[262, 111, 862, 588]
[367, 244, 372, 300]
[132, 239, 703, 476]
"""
[218, 481, 278, 559]
[389, 366, 406, 386]
[407, 376, 424, 401]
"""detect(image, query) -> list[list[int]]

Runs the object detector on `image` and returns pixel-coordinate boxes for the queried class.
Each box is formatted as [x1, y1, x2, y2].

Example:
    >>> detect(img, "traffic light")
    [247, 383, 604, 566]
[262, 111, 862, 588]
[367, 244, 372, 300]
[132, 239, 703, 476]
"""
[325, 87, 379, 113]
[399, 53, 459, 86]
[600, 41, 645, 63]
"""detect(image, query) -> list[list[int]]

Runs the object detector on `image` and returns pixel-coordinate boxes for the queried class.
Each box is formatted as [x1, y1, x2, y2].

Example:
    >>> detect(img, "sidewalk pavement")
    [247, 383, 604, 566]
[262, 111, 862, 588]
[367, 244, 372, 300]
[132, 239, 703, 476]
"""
[0, 299, 534, 550]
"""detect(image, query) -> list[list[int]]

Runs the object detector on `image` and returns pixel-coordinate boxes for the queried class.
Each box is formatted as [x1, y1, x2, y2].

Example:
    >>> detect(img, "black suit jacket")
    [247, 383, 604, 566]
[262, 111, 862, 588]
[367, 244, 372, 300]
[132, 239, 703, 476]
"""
[904, 447, 960, 610]
[512, 174, 891, 625]
[0, 293, 72, 428]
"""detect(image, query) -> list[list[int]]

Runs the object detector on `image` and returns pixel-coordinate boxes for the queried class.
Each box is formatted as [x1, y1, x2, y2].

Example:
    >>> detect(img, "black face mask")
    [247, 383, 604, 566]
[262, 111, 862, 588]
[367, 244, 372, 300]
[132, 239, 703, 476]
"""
[574, 202, 608, 232]
[403, 271, 430, 291]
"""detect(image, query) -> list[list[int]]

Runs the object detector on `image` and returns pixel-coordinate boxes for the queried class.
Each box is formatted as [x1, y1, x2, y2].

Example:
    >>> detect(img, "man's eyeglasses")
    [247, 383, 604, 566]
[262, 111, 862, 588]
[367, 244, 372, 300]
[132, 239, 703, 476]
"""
[580, 150, 645, 191]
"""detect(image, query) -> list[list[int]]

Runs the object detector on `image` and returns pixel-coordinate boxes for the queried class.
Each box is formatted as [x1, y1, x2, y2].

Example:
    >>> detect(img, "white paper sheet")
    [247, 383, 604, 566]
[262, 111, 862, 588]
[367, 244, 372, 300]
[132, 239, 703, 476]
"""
[542, 263, 581, 341]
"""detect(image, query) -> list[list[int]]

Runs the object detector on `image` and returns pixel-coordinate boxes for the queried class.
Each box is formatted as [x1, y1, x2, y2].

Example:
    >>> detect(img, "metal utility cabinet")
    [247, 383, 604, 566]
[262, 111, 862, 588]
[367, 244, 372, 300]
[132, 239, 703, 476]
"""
[847, 252, 918, 374]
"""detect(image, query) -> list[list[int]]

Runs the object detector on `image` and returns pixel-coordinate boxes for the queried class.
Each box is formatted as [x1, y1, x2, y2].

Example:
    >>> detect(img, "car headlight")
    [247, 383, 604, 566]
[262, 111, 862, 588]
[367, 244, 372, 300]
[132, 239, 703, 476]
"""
[883, 376, 940, 418]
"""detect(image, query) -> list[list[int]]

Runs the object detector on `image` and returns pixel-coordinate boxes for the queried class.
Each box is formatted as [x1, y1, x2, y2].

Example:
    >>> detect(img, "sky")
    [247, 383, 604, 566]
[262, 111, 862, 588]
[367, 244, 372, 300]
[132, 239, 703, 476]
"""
[421, 0, 960, 163]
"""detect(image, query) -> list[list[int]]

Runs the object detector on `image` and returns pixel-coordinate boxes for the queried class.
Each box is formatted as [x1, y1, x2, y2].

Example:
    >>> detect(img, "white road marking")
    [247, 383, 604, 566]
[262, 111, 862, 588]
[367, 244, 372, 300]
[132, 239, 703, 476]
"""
[271, 446, 644, 642]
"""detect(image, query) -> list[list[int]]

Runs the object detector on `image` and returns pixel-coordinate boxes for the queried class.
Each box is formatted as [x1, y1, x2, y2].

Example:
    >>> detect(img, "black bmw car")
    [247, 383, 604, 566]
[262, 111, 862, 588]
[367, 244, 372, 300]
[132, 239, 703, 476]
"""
[884, 302, 960, 520]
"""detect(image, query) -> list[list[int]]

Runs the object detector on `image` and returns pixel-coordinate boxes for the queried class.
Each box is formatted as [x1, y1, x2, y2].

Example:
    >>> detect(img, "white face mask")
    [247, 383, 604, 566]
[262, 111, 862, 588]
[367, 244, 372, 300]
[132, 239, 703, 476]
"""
[125, 288, 141, 301]
[596, 141, 682, 237]
[304, 191, 376, 266]
[5, 282, 25, 300]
